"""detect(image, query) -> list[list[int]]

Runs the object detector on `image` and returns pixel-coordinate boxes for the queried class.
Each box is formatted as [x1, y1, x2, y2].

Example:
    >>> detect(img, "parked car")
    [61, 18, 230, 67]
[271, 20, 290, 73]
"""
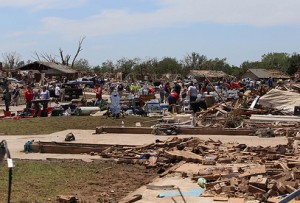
[66, 78, 94, 88]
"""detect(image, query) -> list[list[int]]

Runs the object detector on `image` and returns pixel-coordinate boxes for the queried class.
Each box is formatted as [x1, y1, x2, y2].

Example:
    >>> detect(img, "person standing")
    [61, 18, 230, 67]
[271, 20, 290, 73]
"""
[3, 87, 11, 112]
[174, 81, 181, 95]
[55, 84, 61, 103]
[40, 86, 50, 100]
[268, 77, 273, 89]
[168, 89, 179, 112]
[187, 82, 198, 102]
[117, 82, 124, 98]
[24, 86, 33, 112]
[164, 82, 171, 103]
[158, 83, 165, 103]
[12, 85, 20, 106]
[94, 84, 103, 106]
[39, 86, 51, 117]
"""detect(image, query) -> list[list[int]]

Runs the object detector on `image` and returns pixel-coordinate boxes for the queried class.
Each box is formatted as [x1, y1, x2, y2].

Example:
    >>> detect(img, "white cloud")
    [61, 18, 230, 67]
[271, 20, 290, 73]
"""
[161, 0, 300, 26]
[38, 0, 300, 39]
[0, 0, 87, 11]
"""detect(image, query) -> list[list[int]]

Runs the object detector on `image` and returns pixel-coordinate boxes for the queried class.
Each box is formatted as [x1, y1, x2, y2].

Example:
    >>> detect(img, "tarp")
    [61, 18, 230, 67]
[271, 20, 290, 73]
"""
[258, 89, 300, 113]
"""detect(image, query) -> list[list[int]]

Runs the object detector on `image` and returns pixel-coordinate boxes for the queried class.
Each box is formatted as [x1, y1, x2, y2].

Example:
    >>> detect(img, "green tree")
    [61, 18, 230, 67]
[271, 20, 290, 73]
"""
[261, 52, 290, 72]
[202, 58, 229, 72]
[287, 53, 300, 75]
[73, 58, 90, 71]
[101, 60, 115, 73]
[157, 57, 182, 75]
[116, 57, 138, 78]
[181, 52, 207, 70]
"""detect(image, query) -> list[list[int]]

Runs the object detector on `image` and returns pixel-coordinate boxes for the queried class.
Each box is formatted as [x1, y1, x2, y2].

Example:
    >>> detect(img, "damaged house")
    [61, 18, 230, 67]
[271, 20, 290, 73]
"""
[17, 61, 78, 83]
[241, 69, 290, 81]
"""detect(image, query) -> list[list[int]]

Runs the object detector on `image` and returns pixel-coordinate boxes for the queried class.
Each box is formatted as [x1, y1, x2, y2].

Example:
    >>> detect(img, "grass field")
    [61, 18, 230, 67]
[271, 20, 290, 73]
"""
[0, 115, 156, 135]
[0, 108, 159, 202]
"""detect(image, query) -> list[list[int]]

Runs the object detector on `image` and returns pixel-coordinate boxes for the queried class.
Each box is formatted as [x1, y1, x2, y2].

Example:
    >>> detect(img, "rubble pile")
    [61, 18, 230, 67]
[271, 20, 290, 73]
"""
[100, 135, 300, 201]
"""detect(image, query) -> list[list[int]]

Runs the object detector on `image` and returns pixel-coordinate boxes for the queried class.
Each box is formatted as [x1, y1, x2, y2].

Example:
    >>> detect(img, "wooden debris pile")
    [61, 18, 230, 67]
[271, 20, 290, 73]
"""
[100, 136, 300, 201]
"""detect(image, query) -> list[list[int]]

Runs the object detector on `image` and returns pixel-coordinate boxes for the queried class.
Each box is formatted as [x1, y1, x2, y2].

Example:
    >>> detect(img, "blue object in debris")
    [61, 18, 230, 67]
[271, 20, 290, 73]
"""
[24, 140, 34, 154]
[158, 188, 205, 198]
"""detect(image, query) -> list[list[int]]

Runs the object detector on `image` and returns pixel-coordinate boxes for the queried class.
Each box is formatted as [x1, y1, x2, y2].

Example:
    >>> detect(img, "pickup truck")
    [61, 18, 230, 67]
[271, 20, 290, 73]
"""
[66, 78, 94, 88]
[49, 83, 83, 100]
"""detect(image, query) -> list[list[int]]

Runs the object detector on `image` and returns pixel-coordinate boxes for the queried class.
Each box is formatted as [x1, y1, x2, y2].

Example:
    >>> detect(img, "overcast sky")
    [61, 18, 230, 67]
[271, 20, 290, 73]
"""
[1, 0, 300, 67]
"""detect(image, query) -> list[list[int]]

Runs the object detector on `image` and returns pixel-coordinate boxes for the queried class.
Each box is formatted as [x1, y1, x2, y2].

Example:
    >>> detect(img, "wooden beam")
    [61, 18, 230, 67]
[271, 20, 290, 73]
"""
[29, 142, 140, 154]
[96, 126, 254, 136]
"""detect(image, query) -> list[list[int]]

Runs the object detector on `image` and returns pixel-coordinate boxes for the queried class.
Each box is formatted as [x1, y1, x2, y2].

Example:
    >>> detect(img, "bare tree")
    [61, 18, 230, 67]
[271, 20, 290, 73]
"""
[34, 51, 57, 63]
[71, 36, 85, 68]
[34, 36, 86, 67]
[59, 48, 70, 66]
[2, 52, 21, 70]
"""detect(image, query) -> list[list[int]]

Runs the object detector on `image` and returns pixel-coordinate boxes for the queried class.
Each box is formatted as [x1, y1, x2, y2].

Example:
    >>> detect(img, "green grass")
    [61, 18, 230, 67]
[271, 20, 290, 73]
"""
[0, 160, 157, 202]
[0, 116, 156, 135]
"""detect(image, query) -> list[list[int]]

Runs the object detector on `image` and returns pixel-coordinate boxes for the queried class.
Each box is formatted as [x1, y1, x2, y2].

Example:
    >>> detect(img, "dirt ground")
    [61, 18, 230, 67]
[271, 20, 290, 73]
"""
[53, 160, 158, 203]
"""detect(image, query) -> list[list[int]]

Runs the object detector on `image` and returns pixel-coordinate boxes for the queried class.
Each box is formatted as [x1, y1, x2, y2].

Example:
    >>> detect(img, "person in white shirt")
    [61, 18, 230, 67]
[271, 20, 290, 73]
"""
[40, 86, 50, 100]
[55, 84, 61, 102]
[187, 82, 198, 102]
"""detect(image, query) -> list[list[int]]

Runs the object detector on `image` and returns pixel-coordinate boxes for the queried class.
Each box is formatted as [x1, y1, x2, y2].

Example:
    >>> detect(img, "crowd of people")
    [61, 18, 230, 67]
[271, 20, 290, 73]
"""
[1, 74, 292, 117]
[2, 84, 55, 115]
[99, 76, 292, 114]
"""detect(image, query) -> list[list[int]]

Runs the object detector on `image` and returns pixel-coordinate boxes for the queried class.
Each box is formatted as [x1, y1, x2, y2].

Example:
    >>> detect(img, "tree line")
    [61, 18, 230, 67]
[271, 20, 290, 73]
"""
[2, 51, 300, 79]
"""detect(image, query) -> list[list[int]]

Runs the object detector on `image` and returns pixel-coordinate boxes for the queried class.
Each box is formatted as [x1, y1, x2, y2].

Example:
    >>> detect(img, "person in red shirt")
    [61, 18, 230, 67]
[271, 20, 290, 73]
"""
[168, 90, 179, 105]
[24, 86, 33, 111]
[94, 84, 103, 106]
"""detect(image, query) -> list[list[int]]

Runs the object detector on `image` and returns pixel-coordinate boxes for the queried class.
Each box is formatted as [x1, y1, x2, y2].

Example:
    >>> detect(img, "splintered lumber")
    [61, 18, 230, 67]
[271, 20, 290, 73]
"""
[29, 141, 140, 154]
[165, 150, 203, 163]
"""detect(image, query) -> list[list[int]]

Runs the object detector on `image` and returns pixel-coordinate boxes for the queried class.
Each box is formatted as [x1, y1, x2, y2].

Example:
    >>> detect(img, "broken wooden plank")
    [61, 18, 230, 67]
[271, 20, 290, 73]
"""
[29, 141, 139, 154]
[165, 150, 203, 163]
[146, 185, 175, 190]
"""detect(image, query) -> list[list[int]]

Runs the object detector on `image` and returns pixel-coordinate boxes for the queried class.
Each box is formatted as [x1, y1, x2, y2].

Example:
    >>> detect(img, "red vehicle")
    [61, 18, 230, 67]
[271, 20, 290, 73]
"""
[223, 82, 241, 90]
